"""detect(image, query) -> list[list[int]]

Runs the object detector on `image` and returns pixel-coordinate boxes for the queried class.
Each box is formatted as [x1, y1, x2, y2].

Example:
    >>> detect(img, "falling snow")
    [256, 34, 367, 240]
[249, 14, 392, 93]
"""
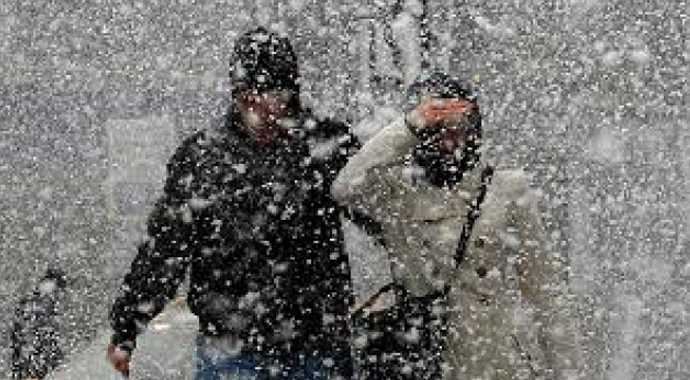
[1, 1, 687, 379]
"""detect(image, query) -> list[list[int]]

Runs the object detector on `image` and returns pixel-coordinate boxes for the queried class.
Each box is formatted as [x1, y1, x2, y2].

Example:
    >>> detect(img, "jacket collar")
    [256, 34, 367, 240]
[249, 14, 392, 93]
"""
[219, 106, 311, 155]
[407, 162, 488, 222]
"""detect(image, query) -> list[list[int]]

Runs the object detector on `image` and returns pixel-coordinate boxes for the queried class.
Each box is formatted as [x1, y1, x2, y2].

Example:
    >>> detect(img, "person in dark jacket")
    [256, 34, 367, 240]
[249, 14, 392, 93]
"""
[107, 27, 358, 379]
[11, 268, 67, 380]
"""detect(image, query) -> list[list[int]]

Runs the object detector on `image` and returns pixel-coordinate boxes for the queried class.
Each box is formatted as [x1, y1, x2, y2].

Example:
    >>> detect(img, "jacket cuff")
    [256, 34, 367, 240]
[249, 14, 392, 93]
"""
[404, 110, 446, 143]
[404, 109, 425, 138]
[111, 332, 137, 352]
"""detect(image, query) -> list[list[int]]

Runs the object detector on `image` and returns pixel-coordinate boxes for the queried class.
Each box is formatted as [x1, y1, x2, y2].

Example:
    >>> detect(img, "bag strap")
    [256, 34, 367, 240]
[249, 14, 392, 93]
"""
[454, 165, 494, 268]
[350, 166, 495, 315]
[350, 282, 402, 319]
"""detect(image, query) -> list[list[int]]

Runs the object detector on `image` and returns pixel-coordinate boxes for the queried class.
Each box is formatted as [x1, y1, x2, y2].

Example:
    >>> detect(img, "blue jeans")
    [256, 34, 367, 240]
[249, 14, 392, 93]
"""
[194, 335, 341, 380]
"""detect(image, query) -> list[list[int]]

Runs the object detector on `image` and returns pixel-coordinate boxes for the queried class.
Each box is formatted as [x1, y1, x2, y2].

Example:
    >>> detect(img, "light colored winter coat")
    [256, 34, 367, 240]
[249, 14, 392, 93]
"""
[332, 117, 581, 380]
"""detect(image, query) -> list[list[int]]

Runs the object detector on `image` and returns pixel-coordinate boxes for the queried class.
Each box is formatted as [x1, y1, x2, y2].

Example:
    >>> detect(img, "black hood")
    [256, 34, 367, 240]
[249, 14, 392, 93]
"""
[230, 27, 300, 94]
[405, 71, 482, 188]
[404, 71, 478, 114]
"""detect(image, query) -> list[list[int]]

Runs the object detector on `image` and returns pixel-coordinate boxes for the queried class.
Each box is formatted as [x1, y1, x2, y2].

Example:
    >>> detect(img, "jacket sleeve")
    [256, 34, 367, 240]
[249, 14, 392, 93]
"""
[317, 118, 362, 184]
[109, 136, 200, 347]
[513, 195, 582, 380]
[331, 117, 419, 216]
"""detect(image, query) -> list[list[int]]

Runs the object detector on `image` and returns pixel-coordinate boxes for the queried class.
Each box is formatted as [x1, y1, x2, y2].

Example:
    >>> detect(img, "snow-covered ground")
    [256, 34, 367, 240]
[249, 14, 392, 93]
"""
[47, 301, 197, 380]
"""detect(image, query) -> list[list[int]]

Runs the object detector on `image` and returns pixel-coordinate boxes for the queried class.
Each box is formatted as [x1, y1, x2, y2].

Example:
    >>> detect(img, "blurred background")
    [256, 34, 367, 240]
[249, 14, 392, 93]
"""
[0, 0, 687, 378]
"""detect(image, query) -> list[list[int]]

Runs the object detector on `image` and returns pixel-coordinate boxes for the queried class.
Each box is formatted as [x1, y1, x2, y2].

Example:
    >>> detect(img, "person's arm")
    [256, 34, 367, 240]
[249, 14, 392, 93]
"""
[332, 98, 476, 211]
[513, 192, 582, 380]
[109, 134, 201, 351]
[310, 118, 361, 181]
[331, 116, 418, 214]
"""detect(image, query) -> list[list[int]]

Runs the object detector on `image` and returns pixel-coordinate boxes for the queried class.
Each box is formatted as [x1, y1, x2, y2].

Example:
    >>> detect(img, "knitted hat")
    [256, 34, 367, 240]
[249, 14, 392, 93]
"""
[404, 71, 477, 113]
[230, 27, 300, 94]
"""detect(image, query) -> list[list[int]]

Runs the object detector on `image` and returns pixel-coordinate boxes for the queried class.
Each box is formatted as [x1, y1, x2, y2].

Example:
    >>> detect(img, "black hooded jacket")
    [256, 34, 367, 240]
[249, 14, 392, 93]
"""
[109, 28, 358, 370]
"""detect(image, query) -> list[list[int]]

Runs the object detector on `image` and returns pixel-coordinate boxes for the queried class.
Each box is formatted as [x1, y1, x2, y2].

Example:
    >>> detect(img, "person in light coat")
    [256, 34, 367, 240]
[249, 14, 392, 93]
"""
[333, 72, 581, 380]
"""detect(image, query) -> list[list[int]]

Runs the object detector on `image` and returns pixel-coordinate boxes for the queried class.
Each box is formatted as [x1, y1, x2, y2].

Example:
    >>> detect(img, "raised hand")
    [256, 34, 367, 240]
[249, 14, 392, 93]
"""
[408, 97, 478, 131]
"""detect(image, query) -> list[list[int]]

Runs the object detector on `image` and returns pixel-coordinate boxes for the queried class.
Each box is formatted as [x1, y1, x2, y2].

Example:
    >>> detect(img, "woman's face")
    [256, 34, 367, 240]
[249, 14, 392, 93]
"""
[409, 96, 480, 154]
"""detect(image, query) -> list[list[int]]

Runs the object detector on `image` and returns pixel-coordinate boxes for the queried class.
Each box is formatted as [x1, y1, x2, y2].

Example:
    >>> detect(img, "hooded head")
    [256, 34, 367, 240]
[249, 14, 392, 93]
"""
[37, 267, 67, 295]
[404, 71, 478, 112]
[405, 71, 482, 187]
[230, 27, 300, 97]
[229, 28, 302, 144]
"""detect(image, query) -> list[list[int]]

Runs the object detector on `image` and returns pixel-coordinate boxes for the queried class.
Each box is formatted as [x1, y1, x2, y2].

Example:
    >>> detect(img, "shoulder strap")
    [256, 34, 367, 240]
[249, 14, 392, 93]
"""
[352, 166, 495, 314]
[454, 165, 494, 268]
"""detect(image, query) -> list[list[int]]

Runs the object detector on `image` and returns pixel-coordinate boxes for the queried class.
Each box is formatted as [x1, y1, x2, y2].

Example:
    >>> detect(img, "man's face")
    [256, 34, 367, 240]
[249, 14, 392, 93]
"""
[236, 89, 293, 144]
